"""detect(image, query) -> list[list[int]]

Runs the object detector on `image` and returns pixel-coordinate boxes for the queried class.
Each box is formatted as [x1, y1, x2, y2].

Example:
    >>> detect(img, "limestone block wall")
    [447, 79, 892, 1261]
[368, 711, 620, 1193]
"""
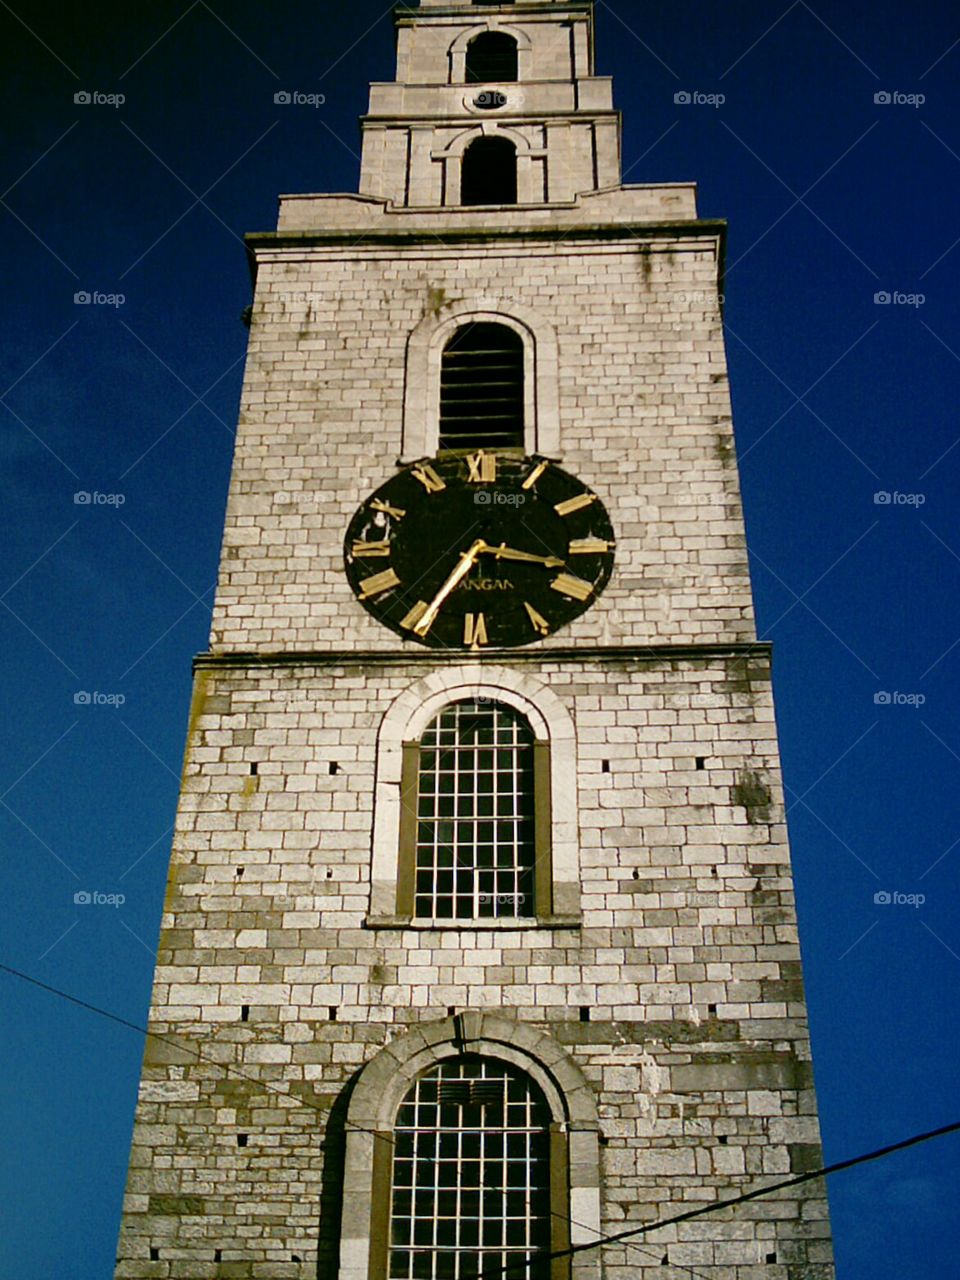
[210, 232, 753, 653]
[113, 655, 834, 1279]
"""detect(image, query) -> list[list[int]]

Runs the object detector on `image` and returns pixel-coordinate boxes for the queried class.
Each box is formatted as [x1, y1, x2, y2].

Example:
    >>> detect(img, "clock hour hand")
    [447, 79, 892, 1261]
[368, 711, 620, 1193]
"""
[412, 539, 488, 636]
[483, 542, 565, 569]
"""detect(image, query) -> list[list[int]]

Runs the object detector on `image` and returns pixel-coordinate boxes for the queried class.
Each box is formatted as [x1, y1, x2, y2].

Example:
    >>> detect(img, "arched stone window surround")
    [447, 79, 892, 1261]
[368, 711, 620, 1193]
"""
[448, 23, 533, 84]
[401, 299, 560, 460]
[337, 1012, 602, 1280]
[433, 123, 547, 207]
[367, 666, 580, 926]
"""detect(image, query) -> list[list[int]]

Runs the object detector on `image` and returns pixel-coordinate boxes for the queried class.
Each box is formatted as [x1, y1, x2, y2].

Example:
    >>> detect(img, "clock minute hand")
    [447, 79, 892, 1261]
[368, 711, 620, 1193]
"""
[413, 539, 488, 636]
[484, 542, 565, 569]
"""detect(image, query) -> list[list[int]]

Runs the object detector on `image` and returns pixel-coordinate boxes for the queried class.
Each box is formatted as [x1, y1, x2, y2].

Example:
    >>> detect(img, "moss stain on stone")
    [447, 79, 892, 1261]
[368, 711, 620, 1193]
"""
[733, 768, 773, 824]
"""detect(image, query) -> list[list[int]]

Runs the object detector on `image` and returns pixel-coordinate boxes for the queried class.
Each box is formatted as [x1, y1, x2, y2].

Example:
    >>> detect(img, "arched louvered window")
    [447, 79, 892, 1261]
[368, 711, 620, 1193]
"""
[439, 323, 524, 450]
[461, 136, 518, 207]
[389, 1056, 552, 1280]
[405, 700, 538, 920]
[466, 32, 519, 83]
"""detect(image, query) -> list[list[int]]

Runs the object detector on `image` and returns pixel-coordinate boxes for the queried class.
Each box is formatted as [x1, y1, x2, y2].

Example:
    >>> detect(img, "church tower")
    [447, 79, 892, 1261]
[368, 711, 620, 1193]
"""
[114, 3, 836, 1278]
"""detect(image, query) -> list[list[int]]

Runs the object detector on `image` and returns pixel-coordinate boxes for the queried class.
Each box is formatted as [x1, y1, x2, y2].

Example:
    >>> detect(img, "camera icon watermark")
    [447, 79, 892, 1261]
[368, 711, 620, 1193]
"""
[473, 90, 509, 110]
[74, 90, 125, 108]
[674, 90, 725, 108]
[873, 690, 925, 707]
[873, 490, 925, 506]
[73, 490, 126, 506]
[74, 889, 126, 907]
[873, 290, 925, 308]
[474, 491, 526, 507]
[74, 290, 125, 308]
[274, 90, 326, 107]
[874, 90, 925, 107]
[74, 690, 126, 707]
[874, 890, 925, 907]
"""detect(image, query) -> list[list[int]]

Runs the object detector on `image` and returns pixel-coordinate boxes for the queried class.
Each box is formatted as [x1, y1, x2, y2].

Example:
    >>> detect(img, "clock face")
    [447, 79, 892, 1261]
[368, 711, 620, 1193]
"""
[344, 453, 615, 649]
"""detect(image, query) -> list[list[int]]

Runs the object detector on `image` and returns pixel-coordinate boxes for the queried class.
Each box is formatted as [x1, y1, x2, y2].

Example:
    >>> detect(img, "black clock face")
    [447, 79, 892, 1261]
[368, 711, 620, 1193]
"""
[344, 453, 615, 649]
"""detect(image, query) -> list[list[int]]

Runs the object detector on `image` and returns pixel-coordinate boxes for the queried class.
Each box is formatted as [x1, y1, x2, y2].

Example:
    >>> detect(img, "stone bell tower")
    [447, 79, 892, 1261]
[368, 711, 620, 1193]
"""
[114, 3, 835, 1279]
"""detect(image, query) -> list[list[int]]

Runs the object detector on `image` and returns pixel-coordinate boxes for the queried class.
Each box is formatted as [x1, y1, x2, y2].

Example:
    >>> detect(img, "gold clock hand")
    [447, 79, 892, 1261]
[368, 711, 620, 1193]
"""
[484, 543, 565, 569]
[413, 539, 488, 636]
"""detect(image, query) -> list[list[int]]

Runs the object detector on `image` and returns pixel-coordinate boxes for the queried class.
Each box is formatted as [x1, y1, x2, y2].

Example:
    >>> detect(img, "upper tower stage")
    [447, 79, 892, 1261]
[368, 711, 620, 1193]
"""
[277, 0, 698, 234]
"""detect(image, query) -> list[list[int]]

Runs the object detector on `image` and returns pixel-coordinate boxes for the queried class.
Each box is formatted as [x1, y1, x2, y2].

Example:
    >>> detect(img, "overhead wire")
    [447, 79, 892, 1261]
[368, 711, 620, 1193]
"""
[5, 959, 958, 1279]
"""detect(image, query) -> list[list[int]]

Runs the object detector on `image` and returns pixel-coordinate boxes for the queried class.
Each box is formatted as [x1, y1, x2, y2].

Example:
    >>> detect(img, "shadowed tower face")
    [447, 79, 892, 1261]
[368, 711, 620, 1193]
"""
[113, 3, 836, 1279]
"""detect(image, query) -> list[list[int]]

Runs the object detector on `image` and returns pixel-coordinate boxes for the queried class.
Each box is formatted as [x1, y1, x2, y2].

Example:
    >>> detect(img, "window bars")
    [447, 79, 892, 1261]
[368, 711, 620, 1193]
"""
[439, 323, 524, 449]
[389, 1056, 552, 1280]
[414, 700, 536, 920]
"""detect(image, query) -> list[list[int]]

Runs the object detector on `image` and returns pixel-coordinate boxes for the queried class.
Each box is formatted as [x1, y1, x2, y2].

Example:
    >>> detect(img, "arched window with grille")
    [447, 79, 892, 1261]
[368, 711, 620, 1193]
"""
[398, 699, 549, 921]
[466, 32, 519, 83]
[389, 1056, 552, 1280]
[461, 136, 518, 206]
[439, 322, 525, 450]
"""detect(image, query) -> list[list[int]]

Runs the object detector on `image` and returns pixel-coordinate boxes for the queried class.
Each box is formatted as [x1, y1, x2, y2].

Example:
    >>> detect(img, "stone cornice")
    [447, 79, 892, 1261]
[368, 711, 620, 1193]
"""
[194, 641, 771, 673]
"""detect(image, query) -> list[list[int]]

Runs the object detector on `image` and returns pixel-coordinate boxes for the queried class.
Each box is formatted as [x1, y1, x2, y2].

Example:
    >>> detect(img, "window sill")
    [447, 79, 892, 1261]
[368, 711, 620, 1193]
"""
[364, 914, 582, 931]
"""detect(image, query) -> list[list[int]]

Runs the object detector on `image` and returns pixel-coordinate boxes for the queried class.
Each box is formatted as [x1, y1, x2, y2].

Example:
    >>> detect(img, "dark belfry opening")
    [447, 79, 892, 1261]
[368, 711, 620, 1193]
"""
[439, 323, 524, 450]
[466, 32, 519, 83]
[460, 136, 518, 207]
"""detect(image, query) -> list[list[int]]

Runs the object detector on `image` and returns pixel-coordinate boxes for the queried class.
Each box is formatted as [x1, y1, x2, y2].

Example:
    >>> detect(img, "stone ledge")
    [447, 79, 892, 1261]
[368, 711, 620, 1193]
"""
[364, 914, 582, 930]
[194, 641, 773, 672]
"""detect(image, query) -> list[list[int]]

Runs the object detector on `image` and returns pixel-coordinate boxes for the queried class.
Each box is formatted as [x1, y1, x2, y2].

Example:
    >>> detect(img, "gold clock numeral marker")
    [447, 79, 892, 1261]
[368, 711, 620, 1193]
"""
[551, 573, 593, 602]
[521, 461, 548, 491]
[466, 451, 497, 483]
[411, 463, 445, 494]
[524, 602, 551, 637]
[351, 539, 392, 558]
[555, 492, 598, 517]
[568, 537, 611, 555]
[400, 600, 429, 631]
[358, 568, 401, 599]
[371, 499, 405, 520]
[463, 613, 489, 648]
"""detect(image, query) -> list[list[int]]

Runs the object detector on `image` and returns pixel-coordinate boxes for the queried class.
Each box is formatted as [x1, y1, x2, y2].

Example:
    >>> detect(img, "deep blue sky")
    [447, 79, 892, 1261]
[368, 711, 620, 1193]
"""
[1, 2, 958, 1276]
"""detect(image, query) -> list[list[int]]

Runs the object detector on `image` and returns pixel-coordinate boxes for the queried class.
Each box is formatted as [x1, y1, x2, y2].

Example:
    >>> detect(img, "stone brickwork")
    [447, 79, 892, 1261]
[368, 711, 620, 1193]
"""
[114, 1, 834, 1276]
[211, 234, 750, 654]
[115, 656, 833, 1278]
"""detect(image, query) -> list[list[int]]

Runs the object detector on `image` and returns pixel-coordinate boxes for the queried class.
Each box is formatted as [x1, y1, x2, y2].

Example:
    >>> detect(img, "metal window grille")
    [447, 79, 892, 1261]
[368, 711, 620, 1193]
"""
[439, 324, 524, 449]
[466, 33, 519, 83]
[389, 1056, 552, 1280]
[460, 137, 519, 209]
[414, 700, 535, 920]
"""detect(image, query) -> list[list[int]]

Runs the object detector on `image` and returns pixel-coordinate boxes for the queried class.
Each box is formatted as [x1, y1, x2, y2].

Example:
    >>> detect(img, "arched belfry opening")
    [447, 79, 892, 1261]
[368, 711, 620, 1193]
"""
[461, 136, 518, 206]
[439, 322, 525, 450]
[466, 32, 519, 83]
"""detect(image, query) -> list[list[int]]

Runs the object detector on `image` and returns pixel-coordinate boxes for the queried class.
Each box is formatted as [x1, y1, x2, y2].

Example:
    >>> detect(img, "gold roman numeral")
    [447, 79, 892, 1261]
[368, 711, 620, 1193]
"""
[411, 463, 445, 494]
[351, 539, 392, 558]
[551, 573, 593, 602]
[400, 600, 429, 631]
[554, 492, 598, 517]
[568, 538, 611, 555]
[524, 602, 551, 637]
[371, 499, 405, 520]
[521, 461, 549, 491]
[358, 568, 401, 599]
[463, 613, 489, 648]
[466, 451, 497, 483]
